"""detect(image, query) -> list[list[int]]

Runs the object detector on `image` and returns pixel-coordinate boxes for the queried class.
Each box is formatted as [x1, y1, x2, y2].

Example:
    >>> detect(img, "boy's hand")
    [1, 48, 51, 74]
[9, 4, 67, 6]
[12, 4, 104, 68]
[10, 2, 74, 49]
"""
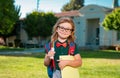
[58, 60, 70, 70]
[47, 50, 55, 59]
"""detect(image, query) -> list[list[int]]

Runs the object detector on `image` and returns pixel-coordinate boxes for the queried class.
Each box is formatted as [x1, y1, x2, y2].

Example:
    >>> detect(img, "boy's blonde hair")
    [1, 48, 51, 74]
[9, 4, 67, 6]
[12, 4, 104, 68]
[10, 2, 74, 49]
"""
[51, 17, 76, 47]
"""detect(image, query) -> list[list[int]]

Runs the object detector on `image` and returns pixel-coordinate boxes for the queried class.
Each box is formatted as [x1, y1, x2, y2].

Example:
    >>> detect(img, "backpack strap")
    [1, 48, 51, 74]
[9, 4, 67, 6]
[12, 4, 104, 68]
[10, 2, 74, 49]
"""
[44, 42, 51, 53]
[44, 42, 55, 78]
[68, 42, 75, 55]
[44, 42, 55, 68]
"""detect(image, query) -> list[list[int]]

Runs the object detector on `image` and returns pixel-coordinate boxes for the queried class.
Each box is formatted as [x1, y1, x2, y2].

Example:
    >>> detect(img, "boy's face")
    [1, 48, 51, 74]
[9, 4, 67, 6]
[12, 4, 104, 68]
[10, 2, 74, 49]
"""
[56, 22, 72, 40]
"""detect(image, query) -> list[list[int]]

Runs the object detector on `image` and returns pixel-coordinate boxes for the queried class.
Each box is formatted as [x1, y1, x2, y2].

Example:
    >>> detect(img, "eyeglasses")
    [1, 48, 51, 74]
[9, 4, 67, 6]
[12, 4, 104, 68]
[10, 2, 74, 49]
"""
[58, 26, 73, 32]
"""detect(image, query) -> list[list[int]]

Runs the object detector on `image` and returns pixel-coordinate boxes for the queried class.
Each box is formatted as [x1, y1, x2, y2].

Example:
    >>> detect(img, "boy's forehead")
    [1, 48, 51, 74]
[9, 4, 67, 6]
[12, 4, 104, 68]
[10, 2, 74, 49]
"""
[59, 23, 72, 28]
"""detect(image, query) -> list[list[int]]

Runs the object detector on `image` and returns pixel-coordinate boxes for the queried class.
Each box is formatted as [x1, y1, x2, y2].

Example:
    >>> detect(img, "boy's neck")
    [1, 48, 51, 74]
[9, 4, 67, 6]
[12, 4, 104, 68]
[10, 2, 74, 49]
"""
[57, 37, 67, 43]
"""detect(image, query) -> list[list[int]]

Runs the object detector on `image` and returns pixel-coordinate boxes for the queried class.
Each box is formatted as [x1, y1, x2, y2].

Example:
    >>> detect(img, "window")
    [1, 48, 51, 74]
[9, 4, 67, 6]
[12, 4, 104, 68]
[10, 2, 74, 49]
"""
[117, 31, 120, 40]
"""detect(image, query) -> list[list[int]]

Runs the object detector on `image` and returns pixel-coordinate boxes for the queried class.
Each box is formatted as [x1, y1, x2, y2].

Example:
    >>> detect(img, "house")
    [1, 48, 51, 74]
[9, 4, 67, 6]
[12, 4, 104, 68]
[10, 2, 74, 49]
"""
[55, 4, 120, 50]
[7, 4, 120, 50]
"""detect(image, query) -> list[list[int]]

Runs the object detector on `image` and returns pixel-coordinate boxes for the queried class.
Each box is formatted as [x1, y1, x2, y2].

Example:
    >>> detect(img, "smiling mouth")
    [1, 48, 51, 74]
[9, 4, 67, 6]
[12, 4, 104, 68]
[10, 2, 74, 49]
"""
[60, 32, 67, 35]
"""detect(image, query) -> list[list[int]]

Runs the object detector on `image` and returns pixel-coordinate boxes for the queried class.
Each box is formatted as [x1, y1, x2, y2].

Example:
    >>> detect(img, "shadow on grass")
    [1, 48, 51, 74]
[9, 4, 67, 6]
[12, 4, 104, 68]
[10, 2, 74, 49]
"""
[80, 50, 120, 59]
[0, 50, 120, 59]
[0, 52, 45, 58]
[0, 48, 24, 51]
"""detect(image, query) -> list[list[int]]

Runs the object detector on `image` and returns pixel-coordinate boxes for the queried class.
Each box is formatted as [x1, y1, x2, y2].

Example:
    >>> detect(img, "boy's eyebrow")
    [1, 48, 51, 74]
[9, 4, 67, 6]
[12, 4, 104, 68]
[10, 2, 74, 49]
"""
[58, 26, 72, 29]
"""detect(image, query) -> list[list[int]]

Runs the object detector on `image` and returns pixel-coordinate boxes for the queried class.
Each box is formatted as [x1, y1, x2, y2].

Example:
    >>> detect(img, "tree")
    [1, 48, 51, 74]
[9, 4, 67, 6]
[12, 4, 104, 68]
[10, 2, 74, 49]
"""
[0, 0, 21, 37]
[61, 0, 84, 11]
[102, 8, 120, 31]
[41, 12, 58, 37]
[24, 11, 57, 38]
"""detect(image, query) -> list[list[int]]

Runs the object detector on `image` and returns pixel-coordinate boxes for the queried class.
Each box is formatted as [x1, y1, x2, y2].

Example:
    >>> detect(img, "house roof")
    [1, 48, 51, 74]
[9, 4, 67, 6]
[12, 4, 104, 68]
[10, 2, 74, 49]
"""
[55, 10, 81, 17]
[79, 4, 113, 14]
[100, 6, 113, 12]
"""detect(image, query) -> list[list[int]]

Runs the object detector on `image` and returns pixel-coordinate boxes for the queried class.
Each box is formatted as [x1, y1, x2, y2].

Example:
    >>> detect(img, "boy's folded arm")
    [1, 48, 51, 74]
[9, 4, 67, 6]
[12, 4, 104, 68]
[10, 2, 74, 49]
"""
[66, 54, 82, 67]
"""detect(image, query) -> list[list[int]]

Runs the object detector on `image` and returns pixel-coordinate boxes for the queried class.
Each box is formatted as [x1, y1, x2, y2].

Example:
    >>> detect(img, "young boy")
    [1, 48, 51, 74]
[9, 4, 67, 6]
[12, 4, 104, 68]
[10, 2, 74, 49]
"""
[44, 17, 82, 78]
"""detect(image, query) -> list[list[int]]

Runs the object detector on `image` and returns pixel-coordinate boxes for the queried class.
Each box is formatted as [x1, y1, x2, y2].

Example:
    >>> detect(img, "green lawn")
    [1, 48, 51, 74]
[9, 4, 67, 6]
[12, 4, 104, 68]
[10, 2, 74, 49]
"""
[0, 50, 120, 78]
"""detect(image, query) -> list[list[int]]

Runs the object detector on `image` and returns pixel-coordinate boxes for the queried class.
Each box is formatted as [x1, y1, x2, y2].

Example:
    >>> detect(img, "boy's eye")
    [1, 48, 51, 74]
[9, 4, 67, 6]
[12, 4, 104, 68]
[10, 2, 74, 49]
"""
[60, 27, 64, 29]
[58, 26, 72, 32]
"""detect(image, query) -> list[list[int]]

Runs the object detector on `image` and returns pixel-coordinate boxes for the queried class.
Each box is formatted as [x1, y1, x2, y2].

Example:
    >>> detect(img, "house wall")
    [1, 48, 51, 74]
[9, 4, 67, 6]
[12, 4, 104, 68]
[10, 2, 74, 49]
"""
[74, 5, 115, 48]
[20, 28, 28, 43]
[74, 16, 86, 47]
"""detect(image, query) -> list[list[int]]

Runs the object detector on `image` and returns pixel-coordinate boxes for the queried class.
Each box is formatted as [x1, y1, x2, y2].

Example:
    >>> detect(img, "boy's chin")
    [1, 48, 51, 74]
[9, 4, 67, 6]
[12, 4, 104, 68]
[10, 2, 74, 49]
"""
[59, 37, 68, 40]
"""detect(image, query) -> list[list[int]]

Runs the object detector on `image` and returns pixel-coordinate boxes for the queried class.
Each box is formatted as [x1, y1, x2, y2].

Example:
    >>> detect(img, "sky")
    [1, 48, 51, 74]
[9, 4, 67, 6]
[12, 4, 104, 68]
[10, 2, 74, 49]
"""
[15, 0, 120, 18]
